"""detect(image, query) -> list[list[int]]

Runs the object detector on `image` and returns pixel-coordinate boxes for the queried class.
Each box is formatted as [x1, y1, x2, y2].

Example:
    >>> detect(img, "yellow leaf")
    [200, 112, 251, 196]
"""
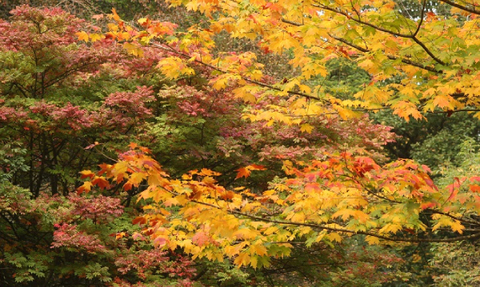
[234, 228, 258, 240]
[225, 242, 248, 257]
[212, 76, 229, 90]
[89, 33, 104, 42]
[129, 172, 146, 185]
[123, 42, 144, 57]
[234, 251, 251, 267]
[365, 236, 380, 245]
[250, 244, 268, 256]
[263, 226, 278, 235]
[326, 232, 342, 242]
[300, 123, 314, 133]
[76, 31, 89, 42]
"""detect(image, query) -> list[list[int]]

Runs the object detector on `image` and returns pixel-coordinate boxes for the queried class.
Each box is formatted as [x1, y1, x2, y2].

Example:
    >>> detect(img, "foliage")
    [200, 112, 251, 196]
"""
[0, 181, 197, 286]
[80, 142, 480, 273]
[4, 0, 480, 284]
[69, 0, 480, 283]
[96, 0, 480, 122]
[0, 5, 166, 197]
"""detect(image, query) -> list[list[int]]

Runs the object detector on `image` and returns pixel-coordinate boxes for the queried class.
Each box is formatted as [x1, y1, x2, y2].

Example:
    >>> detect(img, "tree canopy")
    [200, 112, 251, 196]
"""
[76, 0, 480, 269]
[3, 0, 480, 285]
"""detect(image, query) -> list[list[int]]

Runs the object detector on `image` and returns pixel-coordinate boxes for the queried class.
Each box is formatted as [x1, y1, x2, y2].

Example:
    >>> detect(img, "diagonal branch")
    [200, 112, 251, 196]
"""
[439, 0, 480, 15]
[281, 18, 441, 73]
[150, 41, 323, 101]
[312, 2, 447, 66]
[189, 197, 480, 243]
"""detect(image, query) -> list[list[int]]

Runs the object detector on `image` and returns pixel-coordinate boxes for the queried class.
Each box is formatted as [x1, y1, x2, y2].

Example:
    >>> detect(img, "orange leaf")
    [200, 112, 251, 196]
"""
[235, 167, 251, 179]
[420, 202, 436, 210]
[79, 170, 95, 179]
[132, 216, 147, 225]
[76, 31, 89, 42]
[470, 185, 480, 193]
[220, 190, 235, 200]
[235, 164, 266, 179]
[128, 142, 138, 149]
[249, 164, 267, 170]
[192, 231, 209, 246]
[111, 8, 121, 22]
[77, 181, 93, 194]
[92, 176, 110, 190]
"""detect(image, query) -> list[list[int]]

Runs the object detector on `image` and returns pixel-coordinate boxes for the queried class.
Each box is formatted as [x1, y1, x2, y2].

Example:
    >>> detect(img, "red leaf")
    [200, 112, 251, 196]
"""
[154, 236, 167, 247]
[305, 182, 321, 193]
[470, 176, 480, 182]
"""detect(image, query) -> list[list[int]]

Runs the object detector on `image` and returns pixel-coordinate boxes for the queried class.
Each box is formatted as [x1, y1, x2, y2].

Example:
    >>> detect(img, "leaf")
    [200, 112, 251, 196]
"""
[192, 231, 209, 246]
[300, 123, 314, 133]
[77, 181, 93, 193]
[433, 95, 454, 109]
[91, 176, 110, 190]
[79, 170, 95, 179]
[132, 216, 147, 225]
[111, 8, 121, 22]
[365, 236, 380, 245]
[123, 42, 144, 57]
[235, 164, 266, 179]
[234, 252, 251, 267]
[76, 31, 89, 42]
[129, 172, 146, 185]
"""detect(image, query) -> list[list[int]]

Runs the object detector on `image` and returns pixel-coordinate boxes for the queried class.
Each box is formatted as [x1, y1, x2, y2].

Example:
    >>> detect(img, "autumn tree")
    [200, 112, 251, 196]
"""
[67, 0, 480, 278]
[0, 5, 169, 196]
[5, 0, 480, 283]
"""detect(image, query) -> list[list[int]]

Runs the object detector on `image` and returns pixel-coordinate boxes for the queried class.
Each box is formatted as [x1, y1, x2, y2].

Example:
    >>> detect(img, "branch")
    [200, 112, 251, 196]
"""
[281, 18, 441, 73]
[439, 0, 480, 15]
[188, 198, 480, 243]
[312, 2, 447, 66]
[150, 41, 323, 101]
[329, 34, 441, 73]
[412, 0, 427, 38]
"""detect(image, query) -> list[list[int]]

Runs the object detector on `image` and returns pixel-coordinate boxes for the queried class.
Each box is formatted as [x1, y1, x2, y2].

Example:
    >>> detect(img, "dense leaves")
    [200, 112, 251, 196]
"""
[4, 0, 480, 285]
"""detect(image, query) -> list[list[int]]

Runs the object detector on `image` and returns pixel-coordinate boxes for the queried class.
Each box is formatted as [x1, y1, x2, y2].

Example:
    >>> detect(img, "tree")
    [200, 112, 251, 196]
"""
[103, 0, 480, 120]
[0, 5, 167, 197]
[74, 0, 480, 273]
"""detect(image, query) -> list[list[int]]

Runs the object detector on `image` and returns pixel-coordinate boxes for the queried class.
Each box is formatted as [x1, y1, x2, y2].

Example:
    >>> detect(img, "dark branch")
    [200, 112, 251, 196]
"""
[439, 0, 480, 15]
[312, 2, 447, 66]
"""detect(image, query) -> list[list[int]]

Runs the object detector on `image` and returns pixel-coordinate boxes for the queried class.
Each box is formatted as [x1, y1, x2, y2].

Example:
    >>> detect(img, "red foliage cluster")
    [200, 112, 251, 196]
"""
[52, 223, 107, 253]
[105, 85, 156, 116]
[68, 194, 124, 223]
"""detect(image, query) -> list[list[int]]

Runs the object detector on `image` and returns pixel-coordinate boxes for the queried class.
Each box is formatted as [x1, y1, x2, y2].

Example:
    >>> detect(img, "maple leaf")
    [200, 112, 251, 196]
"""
[76, 31, 89, 42]
[235, 169, 250, 179]
[77, 181, 93, 193]
[79, 170, 95, 179]
[192, 231, 209, 246]
[235, 164, 267, 179]
[92, 176, 110, 190]
[300, 123, 314, 133]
